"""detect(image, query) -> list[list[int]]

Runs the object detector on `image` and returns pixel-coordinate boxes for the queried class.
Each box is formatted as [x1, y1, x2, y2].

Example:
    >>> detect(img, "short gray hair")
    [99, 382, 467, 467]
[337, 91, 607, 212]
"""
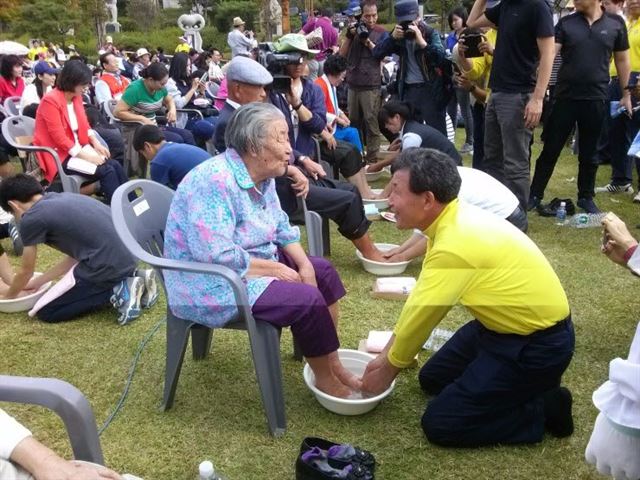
[224, 102, 285, 156]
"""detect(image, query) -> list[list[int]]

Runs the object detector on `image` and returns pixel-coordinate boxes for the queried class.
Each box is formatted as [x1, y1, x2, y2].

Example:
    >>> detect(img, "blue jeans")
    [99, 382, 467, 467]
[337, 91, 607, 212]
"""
[419, 317, 574, 447]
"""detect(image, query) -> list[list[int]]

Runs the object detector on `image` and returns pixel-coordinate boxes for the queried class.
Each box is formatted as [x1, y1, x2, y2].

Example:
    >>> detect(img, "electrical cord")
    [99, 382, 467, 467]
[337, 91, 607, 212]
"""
[98, 318, 164, 436]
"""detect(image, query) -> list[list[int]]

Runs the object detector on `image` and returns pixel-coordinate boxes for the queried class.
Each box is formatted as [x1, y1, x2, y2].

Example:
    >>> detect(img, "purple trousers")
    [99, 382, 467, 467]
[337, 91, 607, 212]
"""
[251, 251, 346, 358]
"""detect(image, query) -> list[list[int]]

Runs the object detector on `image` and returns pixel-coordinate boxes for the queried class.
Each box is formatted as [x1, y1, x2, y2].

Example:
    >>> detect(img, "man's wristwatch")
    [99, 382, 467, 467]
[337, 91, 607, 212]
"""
[292, 101, 303, 110]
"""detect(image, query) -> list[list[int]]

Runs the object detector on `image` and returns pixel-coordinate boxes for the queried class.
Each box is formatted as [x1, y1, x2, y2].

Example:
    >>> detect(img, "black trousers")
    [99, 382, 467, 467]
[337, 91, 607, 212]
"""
[276, 176, 371, 240]
[319, 139, 364, 178]
[419, 317, 574, 447]
[37, 277, 117, 323]
[471, 102, 485, 171]
[530, 98, 606, 200]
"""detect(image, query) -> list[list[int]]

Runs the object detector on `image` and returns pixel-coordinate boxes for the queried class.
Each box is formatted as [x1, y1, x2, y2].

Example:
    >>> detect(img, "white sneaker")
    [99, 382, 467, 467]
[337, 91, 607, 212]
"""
[595, 183, 634, 194]
[134, 268, 159, 308]
[634, 192, 640, 203]
[111, 277, 144, 326]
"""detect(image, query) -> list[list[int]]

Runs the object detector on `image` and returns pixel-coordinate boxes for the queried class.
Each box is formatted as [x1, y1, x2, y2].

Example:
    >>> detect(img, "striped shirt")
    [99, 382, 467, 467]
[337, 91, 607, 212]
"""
[120, 79, 167, 120]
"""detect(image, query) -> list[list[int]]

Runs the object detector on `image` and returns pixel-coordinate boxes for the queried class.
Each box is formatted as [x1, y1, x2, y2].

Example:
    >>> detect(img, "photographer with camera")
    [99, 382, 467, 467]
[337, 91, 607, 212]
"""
[339, 1, 389, 162]
[374, 0, 448, 135]
[227, 17, 257, 58]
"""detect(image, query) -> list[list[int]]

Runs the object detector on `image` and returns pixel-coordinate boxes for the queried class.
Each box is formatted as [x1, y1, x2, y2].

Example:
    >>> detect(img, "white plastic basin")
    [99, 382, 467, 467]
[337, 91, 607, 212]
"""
[303, 349, 395, 415]
[0, 273, 52, 313]
[362, 188, 388, 210]
[364, 165, 383, 182]
[355, 243, 411, 276]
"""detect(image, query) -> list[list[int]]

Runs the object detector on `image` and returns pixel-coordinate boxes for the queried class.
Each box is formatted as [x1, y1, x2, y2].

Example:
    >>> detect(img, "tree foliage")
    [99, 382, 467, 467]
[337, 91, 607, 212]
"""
[211, 0, 259, 32]
[13, 0, 79, 43]
[128, 0, 160, 31]
[0, 0, 21, 25]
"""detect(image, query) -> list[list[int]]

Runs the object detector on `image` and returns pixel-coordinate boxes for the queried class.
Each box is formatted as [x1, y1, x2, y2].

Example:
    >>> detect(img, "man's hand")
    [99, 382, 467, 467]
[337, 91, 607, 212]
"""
[523, 96, 543, 129]
[454, 73, 474, 91]
[391, 24, 405, 40]
[408, 24, 427, 48]
[297, 262, 317, 287]
[273, 263, 301, 282]
[25, 275, 44, 291]
[620, 92, 634, 118]
[360, 353, 399, 395]
[288, 165, 309, 198]
[322, 130, 337, 150]
[388, 138, 402, 151]
[36, 460, 123, 480]
[478, 39, 494, 56]
[302, 157, 327, 180]
[366, 160, 386, 173]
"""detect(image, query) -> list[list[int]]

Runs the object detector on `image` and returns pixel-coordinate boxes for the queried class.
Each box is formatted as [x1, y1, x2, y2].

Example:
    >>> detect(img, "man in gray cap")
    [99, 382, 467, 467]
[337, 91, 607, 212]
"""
[213, 56, 274, 153]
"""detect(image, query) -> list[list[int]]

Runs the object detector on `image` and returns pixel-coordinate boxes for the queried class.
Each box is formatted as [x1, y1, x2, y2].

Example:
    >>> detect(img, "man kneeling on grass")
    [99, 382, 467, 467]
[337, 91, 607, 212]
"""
[0, 174, 158, 324]
[360, 148, 575, 447]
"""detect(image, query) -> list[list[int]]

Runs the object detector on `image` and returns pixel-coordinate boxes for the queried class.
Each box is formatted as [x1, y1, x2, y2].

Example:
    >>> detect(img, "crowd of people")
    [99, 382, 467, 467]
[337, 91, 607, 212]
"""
[0, 0, 639, 478]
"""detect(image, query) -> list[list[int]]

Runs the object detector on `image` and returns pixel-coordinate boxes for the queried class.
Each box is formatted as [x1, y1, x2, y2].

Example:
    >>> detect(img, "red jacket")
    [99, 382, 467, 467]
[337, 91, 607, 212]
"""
[33, 88, 91, 183]
[0, 76, 25, 103]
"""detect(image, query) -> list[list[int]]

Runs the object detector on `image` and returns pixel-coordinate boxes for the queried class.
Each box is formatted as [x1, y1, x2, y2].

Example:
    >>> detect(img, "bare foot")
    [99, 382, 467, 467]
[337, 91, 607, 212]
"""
[362, 249, 389, 262]
[332, 362, 363, 391]
[315, 377, 353, 399]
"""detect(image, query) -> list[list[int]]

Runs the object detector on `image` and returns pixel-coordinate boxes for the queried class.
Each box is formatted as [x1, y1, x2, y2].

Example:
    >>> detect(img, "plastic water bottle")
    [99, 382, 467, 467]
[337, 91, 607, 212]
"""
[555, 201, 567, 225]
[568, 212, 606, 228]
[199, 461, 216, 480]
[198, 460, 228, 480]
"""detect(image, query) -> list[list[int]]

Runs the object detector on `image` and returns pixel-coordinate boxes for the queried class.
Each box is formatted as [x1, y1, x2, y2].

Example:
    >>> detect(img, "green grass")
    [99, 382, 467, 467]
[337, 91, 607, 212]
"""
[2, 134, 639, 479]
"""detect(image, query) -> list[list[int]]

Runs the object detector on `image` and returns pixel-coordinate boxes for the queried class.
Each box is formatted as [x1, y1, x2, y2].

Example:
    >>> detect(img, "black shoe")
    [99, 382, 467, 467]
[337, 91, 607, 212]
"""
[543, 386, 574, 438]
[577, 197, 601, 214]
[300, 437, 376, 473]
[537, 198, 576, 217]
[527, 196, 541, 212]
[296, 447, 374, 480]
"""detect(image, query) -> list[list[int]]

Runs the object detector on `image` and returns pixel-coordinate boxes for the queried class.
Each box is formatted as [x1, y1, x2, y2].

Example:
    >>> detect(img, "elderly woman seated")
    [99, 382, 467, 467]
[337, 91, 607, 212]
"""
[163, 103, 360, 398]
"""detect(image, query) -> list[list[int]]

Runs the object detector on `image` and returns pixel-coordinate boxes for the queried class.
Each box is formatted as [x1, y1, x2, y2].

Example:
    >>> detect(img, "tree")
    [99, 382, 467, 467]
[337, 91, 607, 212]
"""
[14, 0, 79, 43]
[0, 0, 21, 25]
[77, 0, 108, 50]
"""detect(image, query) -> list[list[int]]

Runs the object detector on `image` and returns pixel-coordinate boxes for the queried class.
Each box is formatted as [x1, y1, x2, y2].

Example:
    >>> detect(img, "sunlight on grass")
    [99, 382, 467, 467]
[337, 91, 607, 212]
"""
[1, 136, 638, 479]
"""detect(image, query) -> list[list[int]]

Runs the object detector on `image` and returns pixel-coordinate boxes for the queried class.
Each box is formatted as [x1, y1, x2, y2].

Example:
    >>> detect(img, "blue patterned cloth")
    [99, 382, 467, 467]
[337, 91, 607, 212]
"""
[163, 148, 300, 327]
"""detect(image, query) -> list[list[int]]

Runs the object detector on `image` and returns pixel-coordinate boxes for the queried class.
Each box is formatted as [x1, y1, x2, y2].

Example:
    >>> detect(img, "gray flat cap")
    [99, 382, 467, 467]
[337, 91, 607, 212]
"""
[226, 56, 273, 85]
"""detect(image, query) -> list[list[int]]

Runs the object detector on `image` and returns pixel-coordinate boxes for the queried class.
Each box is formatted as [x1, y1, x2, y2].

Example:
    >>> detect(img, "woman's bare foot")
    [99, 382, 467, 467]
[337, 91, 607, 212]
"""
[361, 248, 390, 262]
[315, 376, 354, 399]
[331, 362, 363, 391]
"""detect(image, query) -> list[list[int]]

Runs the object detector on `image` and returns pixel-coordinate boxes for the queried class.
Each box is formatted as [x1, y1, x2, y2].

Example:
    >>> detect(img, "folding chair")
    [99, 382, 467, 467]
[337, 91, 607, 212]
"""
[111, 180, 288, 436]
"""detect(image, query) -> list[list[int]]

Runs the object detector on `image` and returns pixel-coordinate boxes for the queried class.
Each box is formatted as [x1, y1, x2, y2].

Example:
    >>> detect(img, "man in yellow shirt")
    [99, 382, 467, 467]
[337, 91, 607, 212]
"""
[361, 148, 575, 447]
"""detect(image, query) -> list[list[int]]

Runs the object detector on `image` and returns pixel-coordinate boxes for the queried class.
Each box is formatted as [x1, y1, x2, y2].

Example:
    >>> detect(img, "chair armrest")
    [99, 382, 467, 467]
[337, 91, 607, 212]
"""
[176, 108, 204, 120]
[0, 375, 104, 465]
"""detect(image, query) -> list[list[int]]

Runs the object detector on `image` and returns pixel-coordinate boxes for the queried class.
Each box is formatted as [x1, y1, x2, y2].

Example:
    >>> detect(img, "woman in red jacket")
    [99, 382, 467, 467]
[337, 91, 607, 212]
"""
[33, 60, 127, 203]
[0, 55, 25, 104]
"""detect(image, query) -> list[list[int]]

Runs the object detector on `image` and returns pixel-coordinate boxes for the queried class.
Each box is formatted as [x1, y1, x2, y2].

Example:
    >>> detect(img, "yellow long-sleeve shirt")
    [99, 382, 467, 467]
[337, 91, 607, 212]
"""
[462, 29, 497, 90]
[388, 199, 570, 368]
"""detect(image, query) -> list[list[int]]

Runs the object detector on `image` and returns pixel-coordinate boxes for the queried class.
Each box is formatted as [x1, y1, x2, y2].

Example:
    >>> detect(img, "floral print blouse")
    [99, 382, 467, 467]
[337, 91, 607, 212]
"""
[163, 148, 300, 327]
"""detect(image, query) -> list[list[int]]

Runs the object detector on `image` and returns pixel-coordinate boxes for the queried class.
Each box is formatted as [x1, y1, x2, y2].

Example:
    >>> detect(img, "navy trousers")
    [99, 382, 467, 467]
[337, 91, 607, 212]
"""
[419, 317, 574, 447]
[37, 277, 117, 323]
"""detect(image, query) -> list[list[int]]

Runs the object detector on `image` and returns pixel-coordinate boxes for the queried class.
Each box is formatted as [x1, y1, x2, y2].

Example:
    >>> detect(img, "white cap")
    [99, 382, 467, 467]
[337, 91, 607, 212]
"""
[136, 47, 150, 58]
[199, 461, 215, 479]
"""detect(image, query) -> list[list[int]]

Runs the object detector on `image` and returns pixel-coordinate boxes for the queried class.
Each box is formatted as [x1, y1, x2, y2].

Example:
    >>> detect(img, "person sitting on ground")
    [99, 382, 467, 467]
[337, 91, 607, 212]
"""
[215, 56, 389, 262]
[367, 100, 461, 174]
[0, 407, 125, 479]
[0, 174, 158, 325]
[19, 61, 57, 114]
[166, 53, 216, 147]
[384, 162, 528, 261]
[582, 212, 640, 480]
[133, 125, 210, 189]
[164, 103, 362, 398]
[94, 52, 131, 104]
[269, 34, 381, 200]
[360, 148, 575, 448]
[314, 54, 364, 154]
[114, 62, 196, 146]
[0, 55, 25, 104]
[33, 61, 128, 203]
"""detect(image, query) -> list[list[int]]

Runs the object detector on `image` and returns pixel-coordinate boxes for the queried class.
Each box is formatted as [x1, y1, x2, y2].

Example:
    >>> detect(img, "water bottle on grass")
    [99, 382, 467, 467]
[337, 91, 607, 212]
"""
[555, 201, 567, 225]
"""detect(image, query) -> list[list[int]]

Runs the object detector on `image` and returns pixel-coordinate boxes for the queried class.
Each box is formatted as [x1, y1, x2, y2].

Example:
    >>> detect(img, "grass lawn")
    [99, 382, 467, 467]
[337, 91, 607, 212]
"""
[1, 133, 639, 479]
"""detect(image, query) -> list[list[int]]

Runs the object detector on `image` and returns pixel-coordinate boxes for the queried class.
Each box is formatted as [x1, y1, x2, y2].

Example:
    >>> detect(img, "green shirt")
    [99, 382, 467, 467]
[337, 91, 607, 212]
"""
[120, 79, 167, 120]
[389, 199, 570, 369]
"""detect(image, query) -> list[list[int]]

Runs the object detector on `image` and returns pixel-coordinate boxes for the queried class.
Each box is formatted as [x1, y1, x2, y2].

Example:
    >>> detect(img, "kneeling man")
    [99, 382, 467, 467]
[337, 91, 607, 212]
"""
[361, 148, 574, 447]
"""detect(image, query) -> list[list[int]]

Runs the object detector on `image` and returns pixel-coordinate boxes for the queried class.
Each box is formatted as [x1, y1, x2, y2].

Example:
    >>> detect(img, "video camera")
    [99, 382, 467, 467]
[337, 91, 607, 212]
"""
[257, 43, 305, 93]
[346, 6, 369, 40]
